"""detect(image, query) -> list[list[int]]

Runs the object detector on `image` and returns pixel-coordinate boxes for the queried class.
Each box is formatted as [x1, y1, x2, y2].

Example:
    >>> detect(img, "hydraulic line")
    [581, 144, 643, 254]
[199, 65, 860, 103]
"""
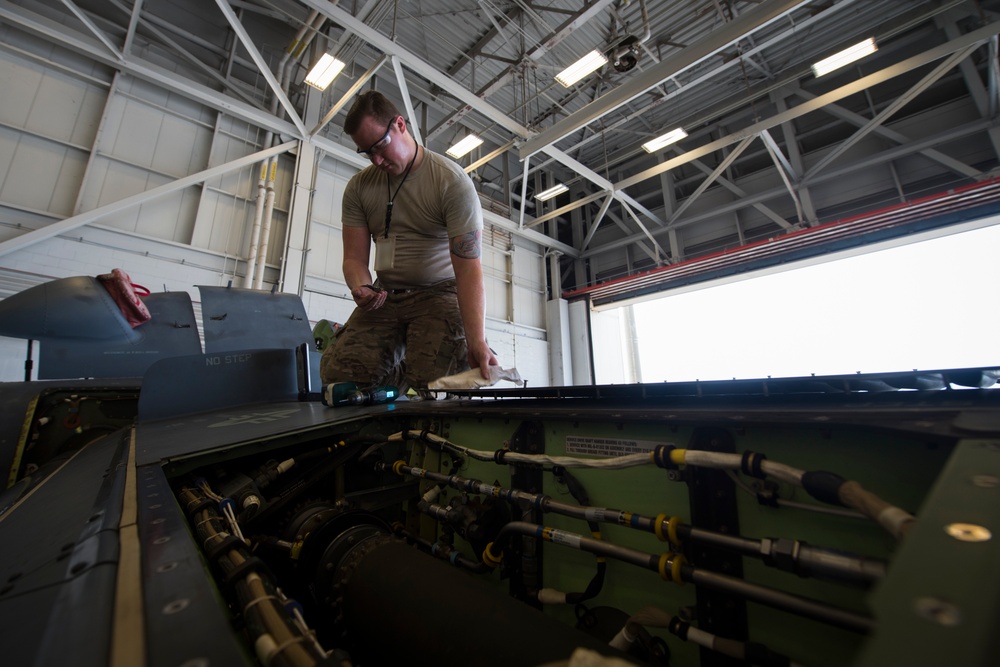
[391, 430, 914, 540]
[610, 606, 801, 667]
[727, 470, 867, 520]
[177, 483, 338, 667]
[386, 461, 886, 586]
[390, 522, 490, 573]
[483, 521, 876, 635]
[676, 450, 915, 540]
[388, 430, 655, 469]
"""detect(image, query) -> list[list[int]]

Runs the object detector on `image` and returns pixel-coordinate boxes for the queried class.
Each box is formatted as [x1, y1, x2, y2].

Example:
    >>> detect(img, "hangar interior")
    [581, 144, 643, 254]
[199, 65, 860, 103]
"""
[0, 1, 999, 667]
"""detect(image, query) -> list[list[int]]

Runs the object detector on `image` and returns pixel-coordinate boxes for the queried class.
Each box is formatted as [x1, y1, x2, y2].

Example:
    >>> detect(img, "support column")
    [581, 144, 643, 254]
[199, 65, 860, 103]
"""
[567, 299, 593, 386]
[279, 58, 324, 295]
[279, 143, 319, 295]
[545, 297, 572, 386]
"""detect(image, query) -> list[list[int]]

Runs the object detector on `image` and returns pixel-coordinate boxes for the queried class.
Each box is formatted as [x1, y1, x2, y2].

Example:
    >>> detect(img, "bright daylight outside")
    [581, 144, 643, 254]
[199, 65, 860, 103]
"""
[617, 220, 1000, 384]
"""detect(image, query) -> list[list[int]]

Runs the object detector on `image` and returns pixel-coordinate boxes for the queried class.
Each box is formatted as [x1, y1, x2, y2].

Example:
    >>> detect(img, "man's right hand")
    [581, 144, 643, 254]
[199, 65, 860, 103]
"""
[351, 284, 387, 311]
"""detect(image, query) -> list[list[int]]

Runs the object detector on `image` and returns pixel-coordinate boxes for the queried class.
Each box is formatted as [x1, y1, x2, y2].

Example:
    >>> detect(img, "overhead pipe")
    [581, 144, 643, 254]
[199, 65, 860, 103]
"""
[242, 163, 268, 288]
[253, 160, 278, 290]
[245, 10, 324, 289]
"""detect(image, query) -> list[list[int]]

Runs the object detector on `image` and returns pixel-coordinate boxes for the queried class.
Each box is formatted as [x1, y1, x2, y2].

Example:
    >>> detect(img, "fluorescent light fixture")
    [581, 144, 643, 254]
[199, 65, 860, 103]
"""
[555, 50, 608, 87]
[642, 127, 688, 153]
[446, 135, 484, 159]
[536, 183, 568, 201]
[811, 38, 877, 78]
[304, 53, 346, 90]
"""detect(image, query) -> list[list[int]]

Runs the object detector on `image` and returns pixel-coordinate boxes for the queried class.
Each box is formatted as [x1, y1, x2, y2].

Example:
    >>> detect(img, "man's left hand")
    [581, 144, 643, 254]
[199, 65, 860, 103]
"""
[468, 340, 499, 380]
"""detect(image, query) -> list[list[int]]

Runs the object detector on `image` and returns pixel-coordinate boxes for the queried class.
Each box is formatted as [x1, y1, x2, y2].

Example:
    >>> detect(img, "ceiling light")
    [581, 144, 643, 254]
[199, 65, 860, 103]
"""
[642, 128, 688, 153]
[536, 183, 568, 201]
[555, 50, 608, 87]
[446, 135, 484, 159]
[811, 38, 877, 78]
[304, 53, 346, 90]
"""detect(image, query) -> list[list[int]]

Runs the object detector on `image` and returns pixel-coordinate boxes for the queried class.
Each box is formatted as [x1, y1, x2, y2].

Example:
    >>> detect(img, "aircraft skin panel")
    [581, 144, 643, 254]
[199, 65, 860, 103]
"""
[0, 430, 127, 667]
[136, 463, 251, 667]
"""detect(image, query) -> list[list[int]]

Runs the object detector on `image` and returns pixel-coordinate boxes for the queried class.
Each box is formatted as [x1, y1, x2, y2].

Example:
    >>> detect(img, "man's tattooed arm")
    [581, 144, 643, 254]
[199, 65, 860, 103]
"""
[450, 230, 482, 259]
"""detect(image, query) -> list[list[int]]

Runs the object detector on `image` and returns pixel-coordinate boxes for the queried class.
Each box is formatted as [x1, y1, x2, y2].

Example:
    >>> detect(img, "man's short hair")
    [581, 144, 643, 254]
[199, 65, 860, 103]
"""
[344, 91, 401, 135]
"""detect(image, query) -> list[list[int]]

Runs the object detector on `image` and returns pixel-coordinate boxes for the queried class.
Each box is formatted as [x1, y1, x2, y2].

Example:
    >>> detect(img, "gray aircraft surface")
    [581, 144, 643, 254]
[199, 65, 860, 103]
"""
[0, 274, 997, 667]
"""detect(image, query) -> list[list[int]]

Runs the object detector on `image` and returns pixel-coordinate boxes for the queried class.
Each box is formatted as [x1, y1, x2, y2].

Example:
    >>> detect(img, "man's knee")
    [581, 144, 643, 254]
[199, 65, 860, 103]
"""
[320, 326, 399, 386]
[405, 320, 468, 387]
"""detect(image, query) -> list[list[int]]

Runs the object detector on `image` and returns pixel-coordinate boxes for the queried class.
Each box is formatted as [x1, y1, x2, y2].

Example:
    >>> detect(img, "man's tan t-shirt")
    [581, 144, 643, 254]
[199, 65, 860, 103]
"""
[342, 149, 483, 290]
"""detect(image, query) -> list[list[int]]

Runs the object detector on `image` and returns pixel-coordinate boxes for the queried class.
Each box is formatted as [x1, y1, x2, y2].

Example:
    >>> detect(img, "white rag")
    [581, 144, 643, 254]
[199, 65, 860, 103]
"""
[428, 366, 523, 390]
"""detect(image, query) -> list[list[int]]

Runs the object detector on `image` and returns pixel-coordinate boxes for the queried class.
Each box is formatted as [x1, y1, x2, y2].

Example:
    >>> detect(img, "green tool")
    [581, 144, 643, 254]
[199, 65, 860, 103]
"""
[323, 382, 399, 407]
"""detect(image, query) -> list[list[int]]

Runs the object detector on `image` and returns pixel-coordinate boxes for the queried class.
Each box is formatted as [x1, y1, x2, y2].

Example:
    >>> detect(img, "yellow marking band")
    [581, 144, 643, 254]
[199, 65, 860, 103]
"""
[668, 516, 682, 546]
[111, 429, 145, 667]
[591, 531, 606, 562]
[658, 553, 671, 582]
[671, 553, 686, 586]
[654, 513, 668, 541]
[483, 542, 502, 568]
[671, 448, 687, 465]
[392, 460, 406, 475]
[8, 394, 38, 489]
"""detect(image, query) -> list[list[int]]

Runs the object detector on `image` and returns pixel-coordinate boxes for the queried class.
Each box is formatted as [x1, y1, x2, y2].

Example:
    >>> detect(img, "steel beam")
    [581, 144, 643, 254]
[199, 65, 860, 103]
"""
[485, 210, 578, 258]
[581, 195, 614, 250]
[602, 208, 659, 264]
[682, 147, 793, 231]
[584, 118, 994, 258]
[212, 0, 305, 136]
[122, 0, 143, 55]
[620, 200, 668, 262]
[0, 142, 296, 258]
[615, 19, 1000, 192]
[802, 44, 979, 183]
[58, 0, 123, 61]
[528, 0, 871, 185]
[0, 1, 301, 139]
[299, 0, 530, 137]
[426, 0, 616, 142]
[465, 139, 517, 174]
[299, 0, 656, 228]
[758, 129, 803, 225]
[108, 0, 261, 108]
[524, 192, 608, 229]
[792, 88, 980, 180]
[519, 0, 809, 160]
[391, 55, 423, 145]
[668, 135, 755, 226]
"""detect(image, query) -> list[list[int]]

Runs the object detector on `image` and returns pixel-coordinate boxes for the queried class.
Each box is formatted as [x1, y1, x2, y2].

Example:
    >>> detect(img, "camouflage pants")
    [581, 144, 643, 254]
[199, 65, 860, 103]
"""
[319, 280, 469, 391]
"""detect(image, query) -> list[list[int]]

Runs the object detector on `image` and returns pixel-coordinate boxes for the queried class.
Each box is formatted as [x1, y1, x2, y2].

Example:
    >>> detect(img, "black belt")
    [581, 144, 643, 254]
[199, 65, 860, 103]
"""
[377, 279, 457, 295]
